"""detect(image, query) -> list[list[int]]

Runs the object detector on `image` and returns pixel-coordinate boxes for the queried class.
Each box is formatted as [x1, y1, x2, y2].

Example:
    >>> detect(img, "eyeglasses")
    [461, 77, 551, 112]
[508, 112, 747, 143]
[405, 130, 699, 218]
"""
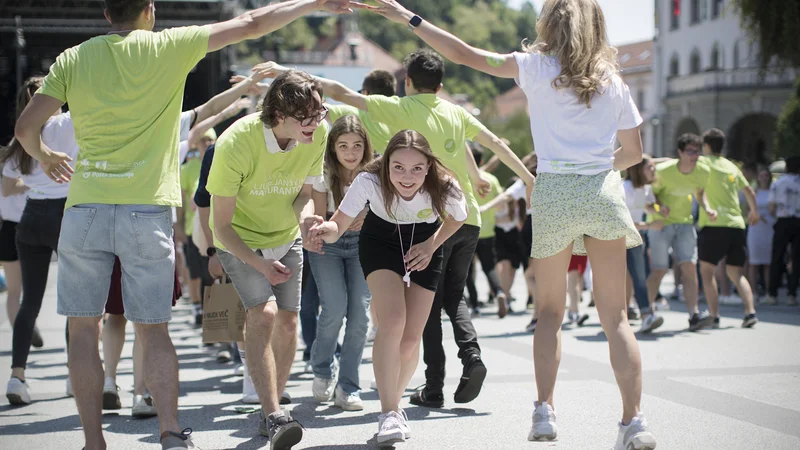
[293, 106, 328, 127]
[682, 149, 700, 156]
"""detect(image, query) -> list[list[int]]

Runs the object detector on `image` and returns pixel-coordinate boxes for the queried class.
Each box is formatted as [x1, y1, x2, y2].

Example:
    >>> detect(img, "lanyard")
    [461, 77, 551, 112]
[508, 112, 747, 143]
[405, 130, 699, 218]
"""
[396, 221, 415, 287]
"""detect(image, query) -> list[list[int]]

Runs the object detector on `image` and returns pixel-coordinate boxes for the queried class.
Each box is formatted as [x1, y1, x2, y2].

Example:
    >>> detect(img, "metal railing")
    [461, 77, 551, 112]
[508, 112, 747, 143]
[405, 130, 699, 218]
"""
[667, 67, 798, 95]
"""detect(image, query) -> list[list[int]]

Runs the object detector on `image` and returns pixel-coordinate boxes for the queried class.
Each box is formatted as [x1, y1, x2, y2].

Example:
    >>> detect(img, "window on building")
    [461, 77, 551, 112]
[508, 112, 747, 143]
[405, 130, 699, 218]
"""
[670, 55, 680, 77]
[712, 0, 724, 18]
[637, 89, 645, 111]
[690, 49, 702, 73]
[690, 0, 701, 24]
[671, 0, 681, 30]
[710, 44, 721, 70]
[733, 41, 740, 69]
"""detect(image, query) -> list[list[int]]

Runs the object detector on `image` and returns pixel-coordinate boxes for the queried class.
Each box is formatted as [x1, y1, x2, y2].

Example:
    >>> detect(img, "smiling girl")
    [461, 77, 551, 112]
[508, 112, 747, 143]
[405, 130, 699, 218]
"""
[310, 129, 467, 446]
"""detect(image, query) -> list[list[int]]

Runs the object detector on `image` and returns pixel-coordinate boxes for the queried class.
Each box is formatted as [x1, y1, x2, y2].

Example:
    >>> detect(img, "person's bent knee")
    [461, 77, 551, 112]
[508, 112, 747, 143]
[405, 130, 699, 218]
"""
[132, 322, 170, 343]
[69, 315, 102, 332]
[276, 310, 298, 336]
[398, 336, 420, 360]
[247, 302, 278, 329]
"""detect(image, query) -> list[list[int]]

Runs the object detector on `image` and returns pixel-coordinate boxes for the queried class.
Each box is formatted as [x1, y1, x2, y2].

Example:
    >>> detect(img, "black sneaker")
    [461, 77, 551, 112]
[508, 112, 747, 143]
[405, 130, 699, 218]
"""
[627, 307, 640, 321]
[453, 354, 487, 404]
[526, 318, 538, 333]
[409, 386, 444, 408]
[259, 411, 303, 449]
[688, 311, 714, 331]
[712, 316, 720, 329]
[742, 313, 758, 328]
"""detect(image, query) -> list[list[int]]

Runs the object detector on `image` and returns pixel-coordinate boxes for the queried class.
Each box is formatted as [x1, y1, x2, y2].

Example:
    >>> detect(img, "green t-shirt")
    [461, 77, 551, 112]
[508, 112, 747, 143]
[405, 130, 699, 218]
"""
[206, 113, 327, 250]
[364, 94, 486, 227]
[476, 171, 502, 239]
[698, 155, 749, 229]
[326, 104, 393, 155]
[180, 157, 202, 236]
[650, 159, 710, 225]
[38, 26, 210, 209]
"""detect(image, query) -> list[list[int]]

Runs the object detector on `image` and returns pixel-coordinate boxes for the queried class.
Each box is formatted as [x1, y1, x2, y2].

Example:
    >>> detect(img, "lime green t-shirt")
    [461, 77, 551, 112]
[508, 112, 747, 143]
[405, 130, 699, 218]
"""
[38, 26, 210, 209]
[650, 159, 710, 225]
[326, 104, 393, 155]
[206, 113, 327, 250]
[698, 155, 749, 229]
[180, 157, 202, 236]
[364, 94, 486, 227]
[476, 171, 502, 239]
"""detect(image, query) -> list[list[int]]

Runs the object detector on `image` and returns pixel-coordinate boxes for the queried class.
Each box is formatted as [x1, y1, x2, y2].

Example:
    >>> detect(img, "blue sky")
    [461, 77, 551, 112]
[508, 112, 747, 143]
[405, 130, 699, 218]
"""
[508, 0, 655, 46]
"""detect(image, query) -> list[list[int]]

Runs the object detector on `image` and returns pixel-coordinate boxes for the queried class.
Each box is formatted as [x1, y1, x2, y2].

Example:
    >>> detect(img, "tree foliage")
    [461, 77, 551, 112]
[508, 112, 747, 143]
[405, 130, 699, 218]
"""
[775, 77, 800, 158]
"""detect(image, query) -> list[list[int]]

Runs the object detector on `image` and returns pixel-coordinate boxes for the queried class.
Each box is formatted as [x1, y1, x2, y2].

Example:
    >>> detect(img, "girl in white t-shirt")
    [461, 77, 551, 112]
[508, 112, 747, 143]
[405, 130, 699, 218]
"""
[364, 1, 655, 448]
[310, 129, 467, 445]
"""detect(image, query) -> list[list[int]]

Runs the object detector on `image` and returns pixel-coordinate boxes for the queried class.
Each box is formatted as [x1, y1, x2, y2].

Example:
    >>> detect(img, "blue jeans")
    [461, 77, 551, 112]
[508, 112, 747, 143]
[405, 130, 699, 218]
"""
[300, 249, 320, 361]
[626, 240, 651, 314]
[308, 231, 371, 394]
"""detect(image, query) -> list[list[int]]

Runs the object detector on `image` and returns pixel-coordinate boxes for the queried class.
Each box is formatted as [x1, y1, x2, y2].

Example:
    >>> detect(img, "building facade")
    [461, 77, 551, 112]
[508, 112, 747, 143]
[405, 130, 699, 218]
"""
[653, 0, 796, 162]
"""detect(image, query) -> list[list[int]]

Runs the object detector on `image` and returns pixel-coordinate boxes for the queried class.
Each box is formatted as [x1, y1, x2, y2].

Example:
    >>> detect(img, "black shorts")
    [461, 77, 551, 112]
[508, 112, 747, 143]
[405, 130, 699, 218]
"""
[0, 220, 19, 262]
[520, 215, 532, 269]
[359, 210, 443, 292]
[184, 238, 214, 285]
[494, 227, 522, 269]
[698, 227, 747, 267]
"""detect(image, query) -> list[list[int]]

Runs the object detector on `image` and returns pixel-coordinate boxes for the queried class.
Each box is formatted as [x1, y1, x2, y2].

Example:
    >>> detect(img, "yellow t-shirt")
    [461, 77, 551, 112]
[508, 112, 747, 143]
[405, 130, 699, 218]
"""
[206, 113, 327, 250]
[364, 94, 486, 227]
[326, 104, 393, 155]
[698, 155, 749, 229]
[650, 159, 710, 225]
[477, 171, 502, 239]
[38, 26, 210, 209]
[180, 157, 203, 236]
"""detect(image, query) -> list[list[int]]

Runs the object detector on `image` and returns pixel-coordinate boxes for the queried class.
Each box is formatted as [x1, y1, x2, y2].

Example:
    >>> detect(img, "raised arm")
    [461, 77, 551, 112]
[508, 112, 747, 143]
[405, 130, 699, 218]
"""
[613, 127, 644, 171]
[193, 74, 264, 124]
[473, 130, 534, 207]
[362, 0, 519, 79]
[14, 94, 73, 183]
[252, 62, 368, 110]
[206, 0, 356, 53]
[188, 99, 251, 150]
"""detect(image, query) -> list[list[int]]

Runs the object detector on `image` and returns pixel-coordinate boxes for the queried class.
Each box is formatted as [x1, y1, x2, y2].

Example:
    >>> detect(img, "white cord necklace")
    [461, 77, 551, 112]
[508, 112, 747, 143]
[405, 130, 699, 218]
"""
[396, 219, 416, 287]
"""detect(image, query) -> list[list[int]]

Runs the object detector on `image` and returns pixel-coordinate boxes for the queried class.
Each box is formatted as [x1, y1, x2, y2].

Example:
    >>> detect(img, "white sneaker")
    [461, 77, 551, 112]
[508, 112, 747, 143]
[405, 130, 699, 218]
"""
[132, 393, 158, 417]
[367, 327, 378, 343]
[241, 367, 259, 404]
[233, 364, 244, 377]
[398, 408, 412, 439]
[333, 385, 364, 411]
[102, 377, 121, 410]
[370, 379, 378, 390]
[761, 295, 778, 305]
[528, 401, 557, 441]
[614, 412, 657, 450]
[304, 362, 313, 374]
[377, 411, 405, 445]
[638, 314, 664, 334]
[719, 294, 742, 305]
[312, 376, 336, 402]
[66, 377, 73, 398]
[6, 378, 31, 405]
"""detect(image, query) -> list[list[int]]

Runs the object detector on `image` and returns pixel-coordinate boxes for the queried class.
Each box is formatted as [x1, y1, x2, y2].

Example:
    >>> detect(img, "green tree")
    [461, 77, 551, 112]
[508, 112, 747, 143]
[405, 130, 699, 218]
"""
[480, 110, 535, 186]
[775, 77, 800, 158]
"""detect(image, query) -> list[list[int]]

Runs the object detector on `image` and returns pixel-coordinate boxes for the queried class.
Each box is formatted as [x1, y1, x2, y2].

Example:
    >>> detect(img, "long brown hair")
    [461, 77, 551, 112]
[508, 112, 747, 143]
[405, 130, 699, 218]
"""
[524, 0, 618, 107]
[326, 115, 373, 208]
[365, 130, 461, 221]
[1, 76, 45, 175]
[626, 153, 652, 189]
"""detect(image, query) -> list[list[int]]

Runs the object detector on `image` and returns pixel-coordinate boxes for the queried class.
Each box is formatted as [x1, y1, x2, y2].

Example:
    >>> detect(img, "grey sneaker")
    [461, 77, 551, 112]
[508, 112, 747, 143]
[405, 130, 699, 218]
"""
[161, 428, 197, 450]
[258, 411, 303, 449]
[613, 413, 656, 450]
[528, 401, 557, 441]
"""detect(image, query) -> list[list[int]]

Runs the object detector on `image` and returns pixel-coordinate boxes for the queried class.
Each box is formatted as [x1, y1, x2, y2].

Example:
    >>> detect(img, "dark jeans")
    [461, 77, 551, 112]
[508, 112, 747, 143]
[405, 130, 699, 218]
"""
[422, 225, 481, 392]
[12, 198, 66, 369]
[626, 242, 651, 314]
[769, 218, 800, 297]
[465, 237, 503, 308]
[300, 249, 320, 361]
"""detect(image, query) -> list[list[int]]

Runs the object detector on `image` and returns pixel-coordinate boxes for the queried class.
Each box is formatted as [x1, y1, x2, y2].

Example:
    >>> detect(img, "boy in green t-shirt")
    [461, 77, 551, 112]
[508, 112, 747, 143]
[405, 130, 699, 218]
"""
[696, 128, 759, 328]
[257, 49, 534, 408]
[646, 133, 715, 331]
[13, 1, 353, 448]
[207, 70, 328, 447]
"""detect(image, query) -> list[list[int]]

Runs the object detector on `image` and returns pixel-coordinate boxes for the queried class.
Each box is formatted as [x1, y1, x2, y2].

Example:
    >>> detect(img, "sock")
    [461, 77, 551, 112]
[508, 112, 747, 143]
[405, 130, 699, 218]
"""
[268, 410, 286, 421]
[238, 348, 246, 368]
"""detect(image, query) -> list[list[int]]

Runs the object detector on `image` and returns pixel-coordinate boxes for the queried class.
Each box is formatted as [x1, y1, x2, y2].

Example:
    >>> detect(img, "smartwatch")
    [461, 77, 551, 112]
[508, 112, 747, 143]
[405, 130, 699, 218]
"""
[206, 247, 216, 257]
[408, 15, 423, 32]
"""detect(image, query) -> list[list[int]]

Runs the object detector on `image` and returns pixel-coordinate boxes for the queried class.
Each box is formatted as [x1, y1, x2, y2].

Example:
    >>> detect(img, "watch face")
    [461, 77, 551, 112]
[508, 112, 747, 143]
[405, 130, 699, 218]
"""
[410, 15, 422, 27]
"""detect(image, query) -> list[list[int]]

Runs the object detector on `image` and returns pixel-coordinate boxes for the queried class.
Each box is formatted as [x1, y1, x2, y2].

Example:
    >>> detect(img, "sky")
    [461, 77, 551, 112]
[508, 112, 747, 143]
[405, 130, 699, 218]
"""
[508, 0, 655, 46]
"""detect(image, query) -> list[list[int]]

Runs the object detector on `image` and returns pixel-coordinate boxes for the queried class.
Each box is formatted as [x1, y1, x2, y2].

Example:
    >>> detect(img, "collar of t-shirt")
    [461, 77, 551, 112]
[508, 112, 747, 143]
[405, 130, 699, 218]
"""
[411, 93, 440, 107]
[263, 126, 298, 154]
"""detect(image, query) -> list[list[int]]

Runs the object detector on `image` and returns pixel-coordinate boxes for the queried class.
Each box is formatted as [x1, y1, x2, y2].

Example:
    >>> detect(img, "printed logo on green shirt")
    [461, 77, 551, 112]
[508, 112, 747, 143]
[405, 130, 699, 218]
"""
[417, 208, 433, 220]
[249, 170, 303, 196]
[444, 139, 456, 154]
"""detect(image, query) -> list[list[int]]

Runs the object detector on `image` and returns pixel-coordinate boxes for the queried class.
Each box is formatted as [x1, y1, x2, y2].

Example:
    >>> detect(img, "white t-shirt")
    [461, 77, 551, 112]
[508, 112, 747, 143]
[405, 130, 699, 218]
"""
[178, 110, 194, 164]
[338, 172, 468, 225]
[769, 174, 800, 218]
[2, 112, 79, 200]
[513, 52, 643, 175]
[622, 179, 655, 222]
[507, 178, 531, 215]
[312, 174, 350, 214]
[0, 167, 27, 222]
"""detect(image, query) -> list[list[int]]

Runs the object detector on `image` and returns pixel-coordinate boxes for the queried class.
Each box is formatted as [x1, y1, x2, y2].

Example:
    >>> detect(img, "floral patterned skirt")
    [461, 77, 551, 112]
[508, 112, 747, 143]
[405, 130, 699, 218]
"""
[528, 170, 642, 259]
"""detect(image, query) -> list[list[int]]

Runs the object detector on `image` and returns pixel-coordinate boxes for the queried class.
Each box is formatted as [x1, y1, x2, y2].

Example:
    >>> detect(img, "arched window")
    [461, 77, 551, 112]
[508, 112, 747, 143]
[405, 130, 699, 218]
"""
[690, 49, 702, 74]
[710, 43, 721, 70]
[733, 41, 740, 69]
[670, 54, 680, 77]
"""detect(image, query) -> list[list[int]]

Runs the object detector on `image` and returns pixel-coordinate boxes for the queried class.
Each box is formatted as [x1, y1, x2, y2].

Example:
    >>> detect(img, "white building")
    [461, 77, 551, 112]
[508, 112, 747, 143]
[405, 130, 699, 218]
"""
[653, 0, 796, 162]
[617, 41, 657, 157]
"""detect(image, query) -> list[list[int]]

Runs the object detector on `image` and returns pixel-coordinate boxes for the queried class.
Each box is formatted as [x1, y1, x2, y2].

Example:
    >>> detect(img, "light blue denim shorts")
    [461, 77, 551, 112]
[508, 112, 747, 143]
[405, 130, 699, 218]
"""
[648, 223, 698, 270]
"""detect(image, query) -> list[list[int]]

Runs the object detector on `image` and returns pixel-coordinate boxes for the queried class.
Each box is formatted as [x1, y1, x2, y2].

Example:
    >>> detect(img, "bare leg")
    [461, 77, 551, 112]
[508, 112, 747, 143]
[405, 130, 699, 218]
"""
[496, 261, 515, 299]
[567, 271, 581, 314]
[132, 333, 147, 395]
[189, 278, 201, 307]
[716, 258, 732, 296]
[69, 316, 106, 450]
[531, 245, 572, 408]
[395, 283, 435, 403]
[726, 266, 756, 315]
[585, 237, 643, 424]
[646, 269, 668, 306]
[368, 270, 408, 413]
[680, 262, 700, 315]
[134, 322, 181, 436]
[271, 310, 298, 394]
[3, 261, 22, 325]
[700, 261, 720, 317]
[746, 263, 758, 299]
[102, 314, 127, 381]
[245, 302, 281, 415]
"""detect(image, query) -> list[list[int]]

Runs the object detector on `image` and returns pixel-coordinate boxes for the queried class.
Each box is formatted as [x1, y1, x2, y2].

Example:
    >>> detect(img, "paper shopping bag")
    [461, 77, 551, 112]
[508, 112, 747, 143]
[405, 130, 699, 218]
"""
[202, 281, 245, 343]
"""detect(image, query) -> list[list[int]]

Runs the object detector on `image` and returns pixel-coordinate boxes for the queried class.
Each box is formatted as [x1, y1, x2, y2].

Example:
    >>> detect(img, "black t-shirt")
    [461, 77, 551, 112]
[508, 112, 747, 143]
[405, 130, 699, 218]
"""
[193, 144, 215, 208]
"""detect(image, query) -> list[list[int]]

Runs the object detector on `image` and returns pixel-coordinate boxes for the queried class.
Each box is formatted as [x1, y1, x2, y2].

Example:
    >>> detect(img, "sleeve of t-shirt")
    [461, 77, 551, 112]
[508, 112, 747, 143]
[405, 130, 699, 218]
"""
[160, 26, 210, 74]
[734, 168, 749, 191]
[645, 185, 655, 205]
[194, 146, 215, 208]
[312, 175, 328, 193]
[462, 107, 488, 141]
[305, 123, 327, 185]
[338, 173, 372, 218]
[768, 181, 778, 204]
[179, 111, 193, 142]
[38, 48, 75, 103]
[326, 104, 358, 125]
[617, 78, 643, 130]
[178, 141, 190, 164]
[512, 52, 540, 93]
[364, 96, 410, 129]
[507, 178, 526, 201]
[206, 128, 251, 198]
[2, 162, 20, 179]
[445, 179, 469, 222]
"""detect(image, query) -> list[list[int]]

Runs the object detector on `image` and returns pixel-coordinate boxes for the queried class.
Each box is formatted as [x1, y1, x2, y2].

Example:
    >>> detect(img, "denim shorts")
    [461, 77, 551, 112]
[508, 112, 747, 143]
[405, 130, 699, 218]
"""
[57, 204, 176, 324]
[217, 238, 303, 311]
[648, 223, 698, 270]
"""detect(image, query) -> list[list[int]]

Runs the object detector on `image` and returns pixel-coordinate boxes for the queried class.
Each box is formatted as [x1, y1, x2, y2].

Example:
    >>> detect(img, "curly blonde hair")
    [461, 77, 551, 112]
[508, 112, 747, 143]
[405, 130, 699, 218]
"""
[523, 0, 619, 107]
